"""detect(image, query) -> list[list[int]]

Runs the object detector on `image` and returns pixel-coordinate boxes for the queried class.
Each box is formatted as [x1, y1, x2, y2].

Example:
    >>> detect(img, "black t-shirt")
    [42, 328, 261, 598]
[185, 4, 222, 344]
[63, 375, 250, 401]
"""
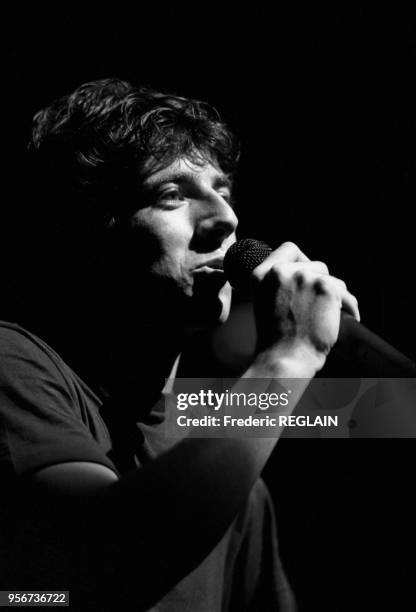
[0, 321, 295, 611]
[0, 321, 115, 479]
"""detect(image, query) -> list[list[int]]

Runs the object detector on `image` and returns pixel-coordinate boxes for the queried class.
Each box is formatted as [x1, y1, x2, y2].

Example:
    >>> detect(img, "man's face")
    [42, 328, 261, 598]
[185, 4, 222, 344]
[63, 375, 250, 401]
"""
[123, 156, 238, 329]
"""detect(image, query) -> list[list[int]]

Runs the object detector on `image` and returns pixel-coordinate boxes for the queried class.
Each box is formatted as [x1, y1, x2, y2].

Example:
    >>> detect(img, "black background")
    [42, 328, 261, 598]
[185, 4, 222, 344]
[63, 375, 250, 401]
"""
[4, 5, 415, 610]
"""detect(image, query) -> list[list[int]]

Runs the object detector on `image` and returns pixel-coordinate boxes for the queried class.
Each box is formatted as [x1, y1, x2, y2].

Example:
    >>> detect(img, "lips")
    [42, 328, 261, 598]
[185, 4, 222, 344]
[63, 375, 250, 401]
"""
[193, 256, 224, 272]
[192, 257, 226, 291]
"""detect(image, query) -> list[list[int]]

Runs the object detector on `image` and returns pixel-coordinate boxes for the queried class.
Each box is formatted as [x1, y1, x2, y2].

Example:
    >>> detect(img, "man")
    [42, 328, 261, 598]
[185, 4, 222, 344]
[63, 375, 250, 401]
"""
[0, 78, 358, 610]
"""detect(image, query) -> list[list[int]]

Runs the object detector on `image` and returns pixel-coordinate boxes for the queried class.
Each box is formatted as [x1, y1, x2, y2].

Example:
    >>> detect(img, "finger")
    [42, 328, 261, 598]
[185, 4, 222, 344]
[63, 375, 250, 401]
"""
[342, 291, 360, 322]
[254, 261, 332, 291]
[291, 261, 329, 285]
[325, 277, 360, 322]
[253, 241, 310, 280]
[311, 261, 329, 275]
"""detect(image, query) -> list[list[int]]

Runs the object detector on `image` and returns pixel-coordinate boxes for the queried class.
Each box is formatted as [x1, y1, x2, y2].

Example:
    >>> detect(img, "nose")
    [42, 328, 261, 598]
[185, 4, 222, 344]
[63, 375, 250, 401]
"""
[192, 192, 238, 251]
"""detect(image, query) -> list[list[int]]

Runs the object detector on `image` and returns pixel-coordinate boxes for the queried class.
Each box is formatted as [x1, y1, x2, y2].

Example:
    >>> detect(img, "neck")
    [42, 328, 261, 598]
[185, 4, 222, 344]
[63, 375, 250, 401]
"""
[22, 300, 186, 399]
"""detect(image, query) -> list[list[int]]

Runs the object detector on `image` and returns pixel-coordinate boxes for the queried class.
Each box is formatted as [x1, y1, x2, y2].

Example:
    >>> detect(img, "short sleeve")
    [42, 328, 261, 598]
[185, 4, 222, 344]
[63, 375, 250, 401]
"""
[0, 324, 117, 478]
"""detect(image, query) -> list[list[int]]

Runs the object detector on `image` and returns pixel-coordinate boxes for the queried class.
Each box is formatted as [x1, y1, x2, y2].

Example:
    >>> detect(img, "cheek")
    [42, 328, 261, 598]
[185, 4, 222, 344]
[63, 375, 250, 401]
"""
[129, 209, 192, 279]
[130, 211, 181, 255]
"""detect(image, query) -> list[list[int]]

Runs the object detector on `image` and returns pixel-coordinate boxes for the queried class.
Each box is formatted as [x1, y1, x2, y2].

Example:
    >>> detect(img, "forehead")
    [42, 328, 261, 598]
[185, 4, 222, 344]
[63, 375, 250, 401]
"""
[142, 157, 232, 190]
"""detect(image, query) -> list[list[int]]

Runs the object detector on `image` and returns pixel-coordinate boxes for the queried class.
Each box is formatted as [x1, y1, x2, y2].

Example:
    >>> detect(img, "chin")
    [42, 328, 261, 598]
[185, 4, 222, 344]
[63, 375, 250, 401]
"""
[218, 283, 233, 323]
[187, 283, 233, 331]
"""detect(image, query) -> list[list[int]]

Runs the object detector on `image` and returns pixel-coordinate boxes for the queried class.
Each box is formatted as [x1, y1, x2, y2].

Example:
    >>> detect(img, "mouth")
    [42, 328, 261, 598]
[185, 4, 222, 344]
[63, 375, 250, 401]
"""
[191, 258, 227, 292]
[193, 256, 224, 273]
[193, 267, 224, 277]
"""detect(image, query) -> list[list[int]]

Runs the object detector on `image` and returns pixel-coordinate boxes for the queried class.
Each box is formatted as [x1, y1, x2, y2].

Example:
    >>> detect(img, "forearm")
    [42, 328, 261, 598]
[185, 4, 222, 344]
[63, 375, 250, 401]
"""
[99, 348, 318, 602]
[26, 347, 320, 607]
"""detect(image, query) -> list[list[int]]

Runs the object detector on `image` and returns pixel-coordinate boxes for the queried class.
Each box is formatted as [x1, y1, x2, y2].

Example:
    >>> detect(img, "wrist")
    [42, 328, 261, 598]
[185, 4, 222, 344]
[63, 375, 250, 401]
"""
[254, 341, 326, 378]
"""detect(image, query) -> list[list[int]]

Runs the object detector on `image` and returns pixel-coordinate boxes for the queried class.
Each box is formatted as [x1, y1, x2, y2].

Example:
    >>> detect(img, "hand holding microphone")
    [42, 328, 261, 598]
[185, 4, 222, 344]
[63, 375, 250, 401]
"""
[224, 239, 359, 374]
[224, 239, 416, 376]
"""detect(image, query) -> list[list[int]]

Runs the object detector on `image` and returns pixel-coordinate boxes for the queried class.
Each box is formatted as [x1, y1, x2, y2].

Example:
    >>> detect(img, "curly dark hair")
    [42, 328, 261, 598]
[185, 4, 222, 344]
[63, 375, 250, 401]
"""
[29, 78, 239, 223]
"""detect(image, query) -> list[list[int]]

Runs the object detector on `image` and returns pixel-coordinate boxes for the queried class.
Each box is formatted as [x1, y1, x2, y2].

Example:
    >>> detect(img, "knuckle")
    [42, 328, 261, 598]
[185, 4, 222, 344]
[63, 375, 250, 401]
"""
[301, 269, 317, 286]
[315, 261, 329, 274]
[332, 276, 346, 290]
[313, 277, 332, 295]
[281, 240, 297, 251]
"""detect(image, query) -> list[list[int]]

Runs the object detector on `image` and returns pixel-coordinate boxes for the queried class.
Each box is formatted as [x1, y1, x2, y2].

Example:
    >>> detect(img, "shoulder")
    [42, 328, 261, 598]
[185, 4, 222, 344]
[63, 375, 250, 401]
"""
[0, 320, 56, 354]
[0, 320, 72, 384]
[0, 320, 84, 423]
[0, 321, 115, 477]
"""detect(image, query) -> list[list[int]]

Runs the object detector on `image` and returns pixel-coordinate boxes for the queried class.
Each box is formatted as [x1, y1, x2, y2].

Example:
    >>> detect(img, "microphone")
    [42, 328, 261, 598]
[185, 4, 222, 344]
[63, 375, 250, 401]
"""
[223, 239, 416, 376]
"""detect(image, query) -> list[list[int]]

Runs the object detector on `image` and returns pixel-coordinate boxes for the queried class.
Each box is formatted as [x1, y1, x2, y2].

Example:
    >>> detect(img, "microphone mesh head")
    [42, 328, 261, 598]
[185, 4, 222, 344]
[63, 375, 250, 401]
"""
[223, 239, 272, 289]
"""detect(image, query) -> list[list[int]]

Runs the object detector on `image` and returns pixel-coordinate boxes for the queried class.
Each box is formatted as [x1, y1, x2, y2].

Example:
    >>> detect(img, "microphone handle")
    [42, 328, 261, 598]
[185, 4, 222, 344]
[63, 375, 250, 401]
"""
[334, 312, 416, 377]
